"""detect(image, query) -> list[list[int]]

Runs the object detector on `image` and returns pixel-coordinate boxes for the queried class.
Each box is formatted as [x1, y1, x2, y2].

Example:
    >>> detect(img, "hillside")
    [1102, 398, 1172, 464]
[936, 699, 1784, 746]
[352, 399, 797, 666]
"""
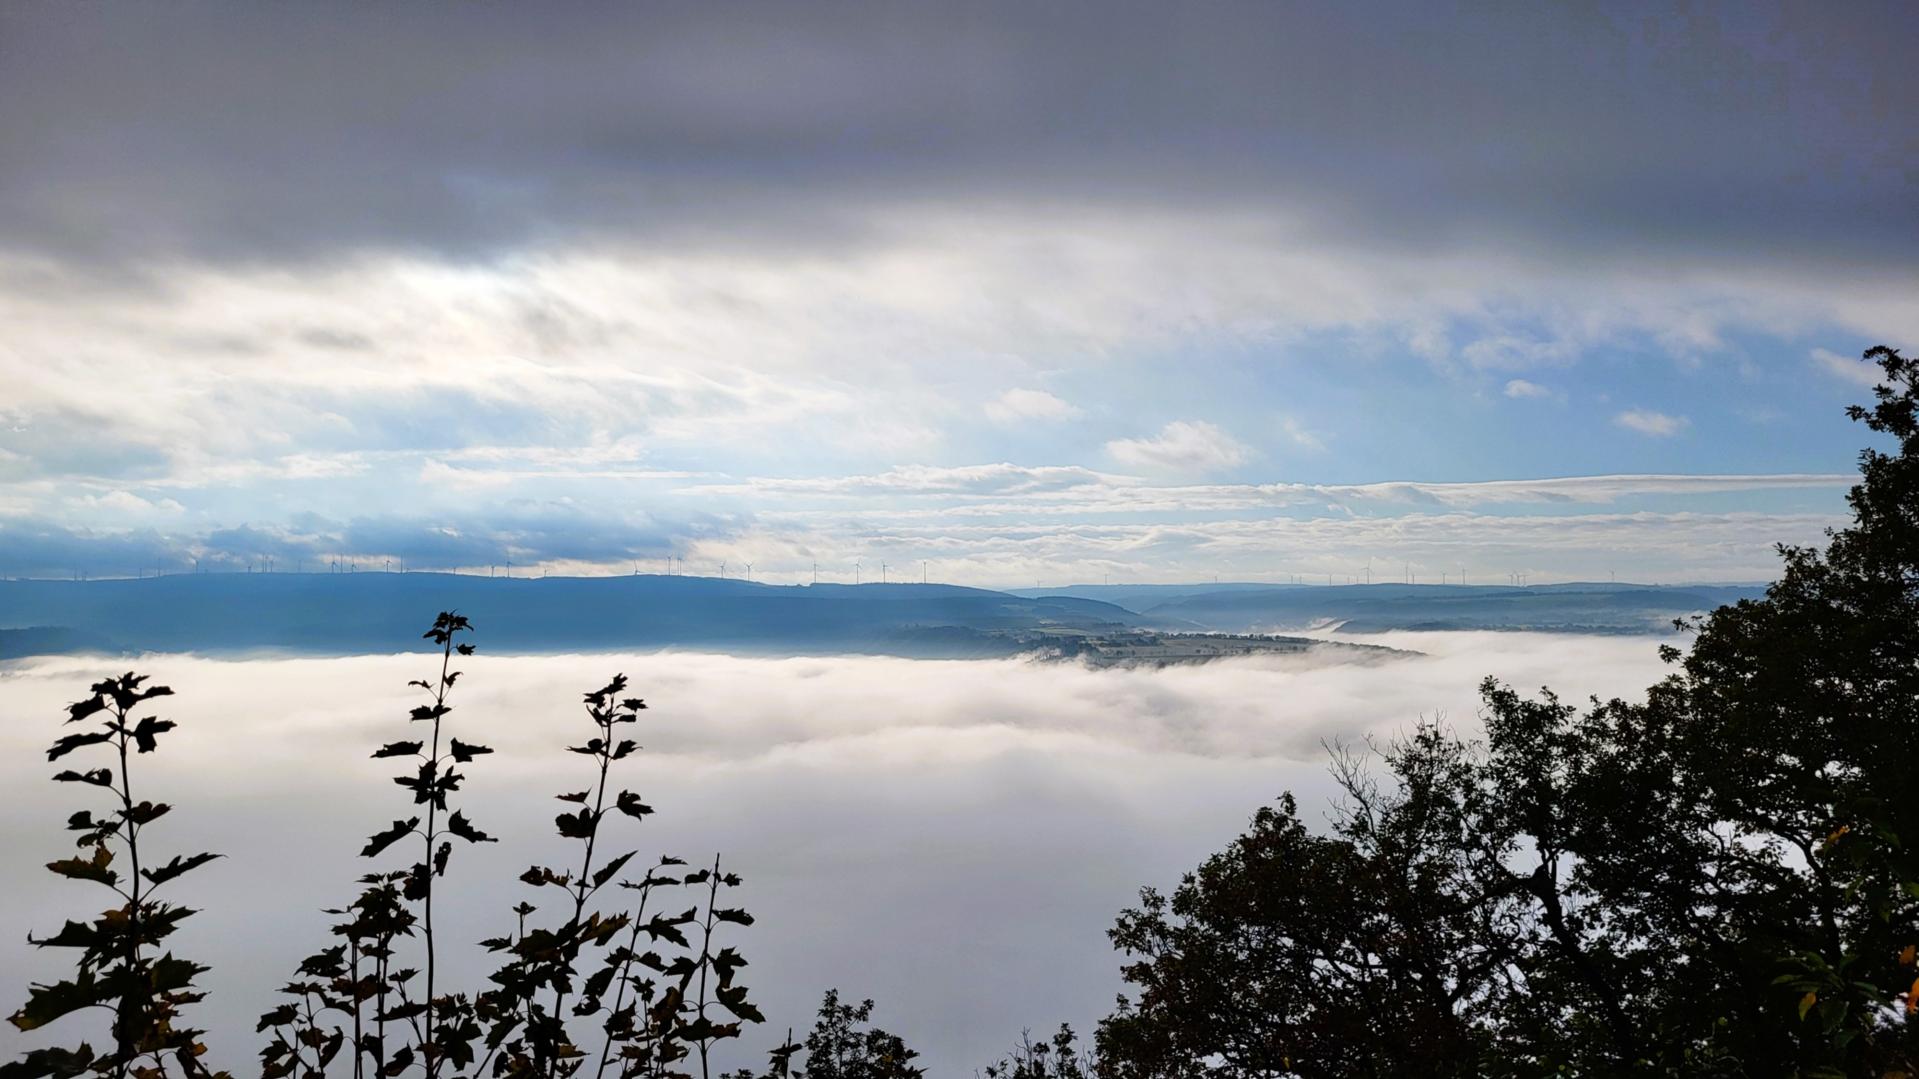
[1135, 582, 1766, 634]
[0, 574, 1152, 659]
[0, 576, 1772, 660]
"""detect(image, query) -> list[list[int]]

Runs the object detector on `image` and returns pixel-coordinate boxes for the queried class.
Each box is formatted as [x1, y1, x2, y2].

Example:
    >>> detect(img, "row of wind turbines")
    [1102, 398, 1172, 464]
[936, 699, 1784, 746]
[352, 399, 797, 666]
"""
[649, 557, 932, 585]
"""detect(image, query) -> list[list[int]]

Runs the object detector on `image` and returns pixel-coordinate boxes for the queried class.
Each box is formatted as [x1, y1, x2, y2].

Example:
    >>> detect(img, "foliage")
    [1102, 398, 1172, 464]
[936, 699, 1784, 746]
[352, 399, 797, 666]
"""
[473, 673, 769, 1079]
[981, 1026, 1094, 1079]
[778, 993, 919, 1079]
[3, 674, 226, 1079]
[247, 617, 774, 1079]
[1092, 346, 1919, 1076]
[1097, 736, 1512, 1078]
[257, 612, 492, 1079]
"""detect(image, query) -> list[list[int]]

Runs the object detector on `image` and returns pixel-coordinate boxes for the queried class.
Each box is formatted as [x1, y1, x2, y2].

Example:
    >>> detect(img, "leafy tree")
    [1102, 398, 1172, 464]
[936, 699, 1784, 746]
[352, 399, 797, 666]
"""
[4, 674, 226, 1079]
[785, 993, 921, 1079]
[981, 1025, 1096, 1079]
[1095, 346, 1919, 1076]
[1097, 730, 1514, 1078]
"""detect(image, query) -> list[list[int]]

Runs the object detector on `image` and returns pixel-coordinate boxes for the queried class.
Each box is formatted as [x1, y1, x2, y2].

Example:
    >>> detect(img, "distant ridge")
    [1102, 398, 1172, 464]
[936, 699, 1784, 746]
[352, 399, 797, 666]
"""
[0, 575, 1770, 660]
[0, 573, 1154, 659]
[1133, 582, 1766, 635]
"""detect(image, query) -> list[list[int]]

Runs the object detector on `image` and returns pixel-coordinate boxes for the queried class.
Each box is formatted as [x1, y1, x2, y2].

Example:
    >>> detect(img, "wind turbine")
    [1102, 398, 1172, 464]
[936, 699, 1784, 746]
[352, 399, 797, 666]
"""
[855, 561, 861, 585]
[744, 563, 752, 582]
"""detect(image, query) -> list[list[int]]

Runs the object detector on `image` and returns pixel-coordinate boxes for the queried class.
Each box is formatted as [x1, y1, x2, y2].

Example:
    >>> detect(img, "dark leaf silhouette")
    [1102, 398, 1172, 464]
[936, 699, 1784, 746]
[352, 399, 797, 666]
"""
[446, 810, 495, 844]
[50, 769, 112, 787]
[361, 819, 419, 859]
[449, 738, 492, 763]
[43, 846, 115, 887]
[46, 732, 113, 762]
[129, 715, 175, 754]
[141, 853, 221, 887]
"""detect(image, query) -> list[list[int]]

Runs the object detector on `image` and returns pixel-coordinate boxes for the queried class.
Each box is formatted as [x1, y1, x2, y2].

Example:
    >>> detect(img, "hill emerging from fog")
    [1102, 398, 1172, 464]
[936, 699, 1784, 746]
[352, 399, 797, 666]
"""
[0, 575, 1767, 660]
[1103, 582, 1768, 635]
[0, 574, 1162, 659]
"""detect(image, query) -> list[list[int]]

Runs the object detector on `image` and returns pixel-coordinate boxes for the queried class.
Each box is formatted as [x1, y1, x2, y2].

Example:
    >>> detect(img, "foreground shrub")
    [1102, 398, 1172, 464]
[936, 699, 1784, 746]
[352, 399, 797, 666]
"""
[6, 674, 225, 1079]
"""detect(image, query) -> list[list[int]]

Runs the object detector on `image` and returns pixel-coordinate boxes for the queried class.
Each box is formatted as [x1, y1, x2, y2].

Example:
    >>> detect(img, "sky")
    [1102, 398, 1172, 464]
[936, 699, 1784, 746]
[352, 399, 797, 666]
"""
[2, 2, 1915, 586]
[0, 633, 1681, 1072]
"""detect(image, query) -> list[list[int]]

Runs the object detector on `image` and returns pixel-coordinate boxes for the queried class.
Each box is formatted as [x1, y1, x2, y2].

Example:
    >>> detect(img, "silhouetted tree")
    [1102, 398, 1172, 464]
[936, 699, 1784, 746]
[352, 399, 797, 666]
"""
[982, 1025, 1095, 1079]
[784, 993, 920, 1079]
[1098, 729, 1512, 1078]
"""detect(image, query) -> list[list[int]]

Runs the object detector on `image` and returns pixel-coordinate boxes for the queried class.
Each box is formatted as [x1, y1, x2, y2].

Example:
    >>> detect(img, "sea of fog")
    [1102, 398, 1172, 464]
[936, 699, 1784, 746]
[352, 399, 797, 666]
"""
[1, 632, 1676, 1074]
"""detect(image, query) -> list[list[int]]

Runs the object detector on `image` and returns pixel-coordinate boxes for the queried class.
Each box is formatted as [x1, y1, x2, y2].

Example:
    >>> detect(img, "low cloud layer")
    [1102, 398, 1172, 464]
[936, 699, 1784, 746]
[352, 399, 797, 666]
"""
[0, 471, 1850, 584]
[0, 634, 1677, 1072]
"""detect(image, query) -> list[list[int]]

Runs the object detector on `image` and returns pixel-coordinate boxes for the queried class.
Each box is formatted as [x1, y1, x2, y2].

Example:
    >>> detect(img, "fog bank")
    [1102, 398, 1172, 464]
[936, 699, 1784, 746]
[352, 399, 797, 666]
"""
[0, 633, 1674, 1074]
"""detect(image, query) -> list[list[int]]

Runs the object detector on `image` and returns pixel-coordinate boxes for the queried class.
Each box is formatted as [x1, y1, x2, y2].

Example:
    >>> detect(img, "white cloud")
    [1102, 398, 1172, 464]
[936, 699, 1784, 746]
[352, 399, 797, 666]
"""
[1614, 409, 1689, 438]
[1104, 421, 1251, 475]
[688, 463, 1118, 498]
[4, 199, 1916, 495]
[3, 465, 1850, 583]
[984, 388, 1080, 423]
[1279, 417, 1327, 453]
[74, 490, 187, 517]
[690, 506, 1839, 588]
[1809, 347, 1883, 388]
[1503, 379, 1553, 400]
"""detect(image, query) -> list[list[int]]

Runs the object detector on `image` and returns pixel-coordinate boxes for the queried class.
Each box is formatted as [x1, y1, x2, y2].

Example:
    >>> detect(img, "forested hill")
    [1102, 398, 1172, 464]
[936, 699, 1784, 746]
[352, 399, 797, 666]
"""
[0, 574, 1152, 658]
[0, 575, 1768, 659]
[1125, 581, 1766, 634]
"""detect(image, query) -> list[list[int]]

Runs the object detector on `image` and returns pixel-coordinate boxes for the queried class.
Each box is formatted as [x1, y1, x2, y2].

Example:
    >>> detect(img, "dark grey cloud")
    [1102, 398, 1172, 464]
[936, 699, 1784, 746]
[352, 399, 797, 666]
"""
[0, 2, 1911, 270]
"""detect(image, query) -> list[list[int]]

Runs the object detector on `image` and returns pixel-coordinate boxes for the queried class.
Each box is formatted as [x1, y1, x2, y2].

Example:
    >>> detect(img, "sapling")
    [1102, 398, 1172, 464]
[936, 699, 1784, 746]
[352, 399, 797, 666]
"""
[3, 673, 225, 1079]
[475, 675, 655, 1077]
[272, 612, 494, 1079]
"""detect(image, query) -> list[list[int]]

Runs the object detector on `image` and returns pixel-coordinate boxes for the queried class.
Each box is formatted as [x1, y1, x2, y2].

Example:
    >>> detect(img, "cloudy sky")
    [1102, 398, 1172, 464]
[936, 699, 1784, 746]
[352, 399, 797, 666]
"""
[2, 2, 1914, 585]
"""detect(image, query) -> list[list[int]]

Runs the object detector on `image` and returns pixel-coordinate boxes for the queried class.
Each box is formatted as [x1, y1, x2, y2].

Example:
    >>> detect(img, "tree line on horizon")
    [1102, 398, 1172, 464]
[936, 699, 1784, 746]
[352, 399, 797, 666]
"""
[5, 346, 1917, 1078]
